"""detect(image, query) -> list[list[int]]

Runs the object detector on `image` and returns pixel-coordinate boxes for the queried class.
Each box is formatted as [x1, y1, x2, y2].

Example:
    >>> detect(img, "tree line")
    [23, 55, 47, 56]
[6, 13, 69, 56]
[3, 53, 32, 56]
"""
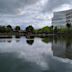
[0, 23, 71, 35]
[0, 25, 20, 33]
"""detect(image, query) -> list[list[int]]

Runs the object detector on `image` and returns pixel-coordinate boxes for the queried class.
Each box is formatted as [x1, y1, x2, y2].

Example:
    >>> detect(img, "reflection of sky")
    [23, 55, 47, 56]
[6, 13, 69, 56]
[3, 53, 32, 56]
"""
[48, 56, 72, 72]
[0, 37, 72, 72]
[0, 37, 52, 70]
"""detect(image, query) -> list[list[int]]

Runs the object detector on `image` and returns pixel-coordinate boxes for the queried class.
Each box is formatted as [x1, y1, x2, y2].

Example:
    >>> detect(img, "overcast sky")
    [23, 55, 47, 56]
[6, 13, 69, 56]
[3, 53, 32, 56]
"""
[0, 0, 72, 29]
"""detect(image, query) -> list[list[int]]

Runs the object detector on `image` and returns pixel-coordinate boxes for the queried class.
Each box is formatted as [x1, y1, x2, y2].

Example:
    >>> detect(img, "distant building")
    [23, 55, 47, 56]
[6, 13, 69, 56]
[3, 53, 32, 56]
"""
[52, 9, 72, 28]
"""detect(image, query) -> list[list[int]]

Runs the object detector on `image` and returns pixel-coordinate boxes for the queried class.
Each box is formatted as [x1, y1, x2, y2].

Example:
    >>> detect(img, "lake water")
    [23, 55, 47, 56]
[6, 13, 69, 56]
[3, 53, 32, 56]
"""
[0, 36, 72, 72]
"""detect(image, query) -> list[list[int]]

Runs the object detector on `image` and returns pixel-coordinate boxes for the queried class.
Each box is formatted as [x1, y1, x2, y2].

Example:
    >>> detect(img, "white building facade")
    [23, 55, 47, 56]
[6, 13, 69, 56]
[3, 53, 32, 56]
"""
[52, 9, 72, 28]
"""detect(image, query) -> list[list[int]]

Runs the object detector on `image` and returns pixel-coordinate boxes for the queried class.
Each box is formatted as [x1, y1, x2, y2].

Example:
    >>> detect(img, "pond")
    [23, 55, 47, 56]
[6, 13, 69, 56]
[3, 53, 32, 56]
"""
[0, 36, 72, 72]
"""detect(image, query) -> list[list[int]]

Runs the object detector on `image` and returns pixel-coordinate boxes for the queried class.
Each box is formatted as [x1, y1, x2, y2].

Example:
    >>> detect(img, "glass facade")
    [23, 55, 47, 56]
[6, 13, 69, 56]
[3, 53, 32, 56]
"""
[52, 9, 72, 28]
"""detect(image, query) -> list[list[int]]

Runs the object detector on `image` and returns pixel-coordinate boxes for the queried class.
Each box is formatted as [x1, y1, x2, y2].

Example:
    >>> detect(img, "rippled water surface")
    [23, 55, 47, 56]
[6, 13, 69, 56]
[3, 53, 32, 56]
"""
[0, 37, 72, 72]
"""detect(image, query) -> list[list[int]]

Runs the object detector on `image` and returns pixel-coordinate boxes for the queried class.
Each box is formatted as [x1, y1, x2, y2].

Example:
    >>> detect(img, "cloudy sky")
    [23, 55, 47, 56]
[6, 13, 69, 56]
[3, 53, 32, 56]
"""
[0, 0, 72, 29]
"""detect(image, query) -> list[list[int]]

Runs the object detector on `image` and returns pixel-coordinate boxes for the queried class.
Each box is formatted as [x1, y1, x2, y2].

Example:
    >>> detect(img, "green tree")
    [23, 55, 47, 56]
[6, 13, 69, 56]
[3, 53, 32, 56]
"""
[42, 38, 49, 43]
[66, 23, 71, 29]
[41, 26, 51, 34]
[50, 25, 53, 29]
[50, 25, 54, 33]
[25, 25, 34, 33]
[15, 26, 20, 32]
[7, 25, 12, 29]
[54, 26, 58, 34]
[0, 26, 6, 33]
[66, 23, 71, 33]
[6, 25, 13, 32]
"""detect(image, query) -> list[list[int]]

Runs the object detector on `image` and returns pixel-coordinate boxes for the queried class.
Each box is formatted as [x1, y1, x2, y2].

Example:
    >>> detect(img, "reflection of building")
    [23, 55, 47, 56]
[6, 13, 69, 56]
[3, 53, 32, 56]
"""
[52, 40, 66, 58]
[52, 9, 72, 28]
[52, 39, 72, 59]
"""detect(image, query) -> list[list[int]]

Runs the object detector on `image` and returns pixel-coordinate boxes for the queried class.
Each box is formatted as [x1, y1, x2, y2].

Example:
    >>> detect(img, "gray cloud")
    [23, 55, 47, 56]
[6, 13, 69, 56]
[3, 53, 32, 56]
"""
[0, 0, 72, 28]
[43, 0, 72, 12]
[0, 0, 72, 14]
[0, 0, 39, 14]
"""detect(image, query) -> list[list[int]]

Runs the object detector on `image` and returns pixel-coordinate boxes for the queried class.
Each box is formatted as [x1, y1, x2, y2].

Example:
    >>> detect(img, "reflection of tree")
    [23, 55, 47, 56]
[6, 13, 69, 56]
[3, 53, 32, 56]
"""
[26, 39, 34, 45]
[42, 38, 49, 44]
[42, 37, 53, 44]
[25, 35, 34, 39]
[15, 35, 20, 38]
[16, 39, 20, 42]
[0, 38, 12, 43]
[7, 40, 12, 43]
[66, 41, 71, 48]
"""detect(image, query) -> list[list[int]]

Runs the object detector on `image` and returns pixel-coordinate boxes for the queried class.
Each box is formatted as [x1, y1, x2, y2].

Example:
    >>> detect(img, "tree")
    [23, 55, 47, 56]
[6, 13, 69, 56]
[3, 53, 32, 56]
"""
[41, 26, 50, 34]
[15, 26, 20, 32]
[6, 25, 13, 32]
[54, 26, 58, 34]
[7, 25, 12, 29]
[50, 25, 53, 29]
[66, 23, 71, 33]
[66, 23, 71, 29]
[50, 25, 54, 33]
[0, 26, 6, 33]
[25, 25, 34, 34]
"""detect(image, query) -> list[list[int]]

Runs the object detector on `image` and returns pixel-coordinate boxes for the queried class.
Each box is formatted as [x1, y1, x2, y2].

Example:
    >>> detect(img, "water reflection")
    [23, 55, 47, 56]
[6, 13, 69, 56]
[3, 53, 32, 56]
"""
[26, 36, 34, 45]
[7, 39, 12, 43]
[0, 36, 72, 60]
[65, 39, 72, 59]
[42, 37, 53, 44]
[0, 37, 52, 72]
[52, 36, 72, 59]
[0, 38, 12, 43]
[0, 37, 72, 72]
[0, 37, 21, 43]
[26, 39, 34, 45]
[15, 35, 21, 38]
[16, 39, 20, 42]
[0, 52, 42, 72]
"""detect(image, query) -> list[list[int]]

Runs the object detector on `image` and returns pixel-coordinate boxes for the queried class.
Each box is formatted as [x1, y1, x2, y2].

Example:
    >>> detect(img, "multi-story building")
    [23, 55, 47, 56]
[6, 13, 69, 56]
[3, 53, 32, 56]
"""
[52, 9, 72, 28]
